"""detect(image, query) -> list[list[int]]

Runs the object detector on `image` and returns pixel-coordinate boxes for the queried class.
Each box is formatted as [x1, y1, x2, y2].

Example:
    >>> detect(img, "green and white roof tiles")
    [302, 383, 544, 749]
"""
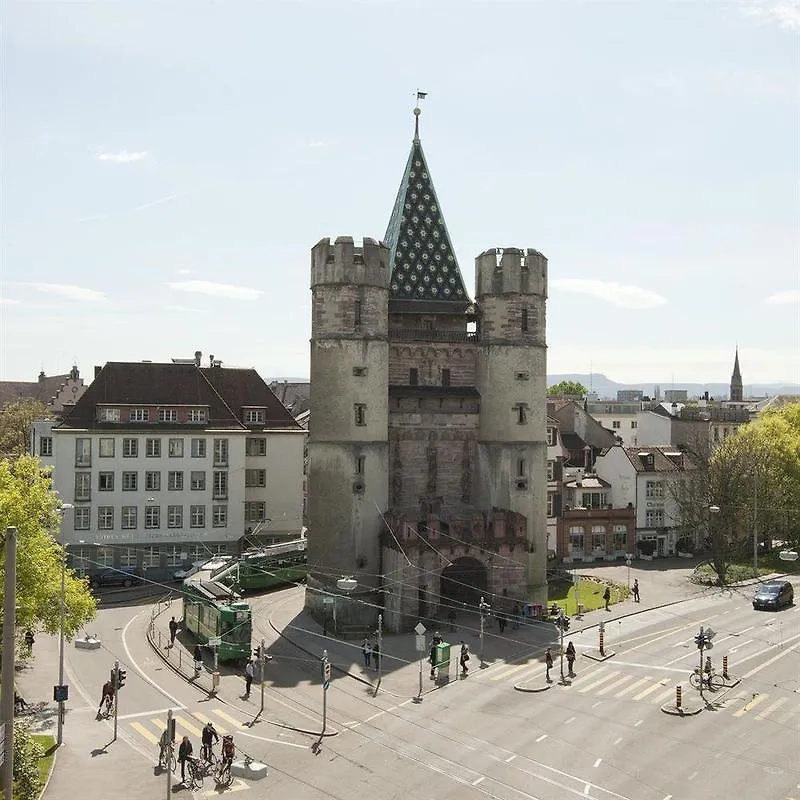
[384, 137, 470, 305]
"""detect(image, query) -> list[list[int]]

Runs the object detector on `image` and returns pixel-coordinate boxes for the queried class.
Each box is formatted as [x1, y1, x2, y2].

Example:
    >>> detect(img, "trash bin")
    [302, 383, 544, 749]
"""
[434, 642, 451, 680]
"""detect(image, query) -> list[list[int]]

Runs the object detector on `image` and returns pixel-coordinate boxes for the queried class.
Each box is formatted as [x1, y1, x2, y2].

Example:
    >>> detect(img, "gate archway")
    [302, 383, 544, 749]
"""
[439, 557, 488, 608]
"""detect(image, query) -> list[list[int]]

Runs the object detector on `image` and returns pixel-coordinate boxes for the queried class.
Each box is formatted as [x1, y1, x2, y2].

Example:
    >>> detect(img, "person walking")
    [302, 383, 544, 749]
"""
[459, 641, 470, 676]
[632, 579, 640, 603]
[24, 629, 34, 654]
[512, 603, 521, 630]
[603, 586, 611, 611]
[372, 639, 381, 671]
[169, 616, 178, 647]
[565, 641, 576, 677]
[544, 648, 554, 683]
[497, 612, 506, 634]
[244, 659, 254, 696]
[193, 644, 203, 676]
[178, 735, 193, 783]
[430, 631, 443, 679]
[361, 638, 372, 669]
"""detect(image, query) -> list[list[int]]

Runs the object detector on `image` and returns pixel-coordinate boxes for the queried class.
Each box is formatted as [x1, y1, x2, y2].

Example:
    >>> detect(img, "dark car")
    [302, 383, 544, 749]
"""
[90, 568, 142, 589]
[753, 580, 794, 610]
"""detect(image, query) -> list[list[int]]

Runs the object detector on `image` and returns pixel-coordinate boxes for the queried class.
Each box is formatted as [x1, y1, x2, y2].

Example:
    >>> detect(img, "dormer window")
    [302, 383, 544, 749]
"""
[188, 409, 206, 423]
[245, 409, 265, 424]
[130, 408, 149, 422]
[99, 407, 120, 423]
[159, 408, 177, 422]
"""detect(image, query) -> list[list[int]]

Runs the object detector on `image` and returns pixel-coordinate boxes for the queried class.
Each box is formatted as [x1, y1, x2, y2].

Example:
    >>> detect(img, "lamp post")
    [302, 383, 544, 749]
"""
[56, 504, 73, 747]
[478, 597, 490, 668]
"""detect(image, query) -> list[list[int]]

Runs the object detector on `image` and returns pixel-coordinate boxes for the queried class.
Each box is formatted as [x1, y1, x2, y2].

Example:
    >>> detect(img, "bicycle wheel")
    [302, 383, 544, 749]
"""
[216, 765, 233, 788]
[689, 672, 701, 689]
[189, 764, 204, 790]
[710, 673, 725, 690]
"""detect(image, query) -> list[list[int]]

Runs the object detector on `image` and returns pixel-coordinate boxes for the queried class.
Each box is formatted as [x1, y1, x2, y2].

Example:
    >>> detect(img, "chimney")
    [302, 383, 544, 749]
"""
[209, 354, 214, 367]
[194, 350, 202, 367]
[38, 370, 46, 383]
[94, 365, 102, 379]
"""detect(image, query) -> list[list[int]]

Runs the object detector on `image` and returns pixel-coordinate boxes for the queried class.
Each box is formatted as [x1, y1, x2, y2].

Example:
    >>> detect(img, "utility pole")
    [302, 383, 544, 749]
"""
[1, 527, 17, 800]
[165, 708, 174, 800]
[113, 660, 119, 741]
[321, 649, 330, 735]
[259, 638, 268, 715]
[479, 597, 490, 668]
[57, 548, 66, 746]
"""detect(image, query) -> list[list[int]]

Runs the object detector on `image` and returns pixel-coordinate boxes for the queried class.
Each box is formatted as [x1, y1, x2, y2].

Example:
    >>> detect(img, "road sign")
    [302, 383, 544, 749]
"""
[323, 597, 334, 605]
[626, 559, 632, 567]
[414, 622, 427, 636]
[704, 627, 716, 639]
[415, 635, 426, 652]
[208, 637, 221, 647]
[323, 660, 331, 682]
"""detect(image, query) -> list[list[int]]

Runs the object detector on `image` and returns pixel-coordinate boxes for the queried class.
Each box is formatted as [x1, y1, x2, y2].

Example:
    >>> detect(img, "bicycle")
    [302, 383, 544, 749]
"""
[185, 757, 204, 790]
[689, 668, 725, 691]
[99, 694, 114, 718]
[158, 743, 176, 772]
[215, 759, 233, 789]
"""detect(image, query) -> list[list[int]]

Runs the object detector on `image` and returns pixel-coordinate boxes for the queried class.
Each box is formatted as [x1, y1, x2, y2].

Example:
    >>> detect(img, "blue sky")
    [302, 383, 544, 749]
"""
[2, 0, 798, 385]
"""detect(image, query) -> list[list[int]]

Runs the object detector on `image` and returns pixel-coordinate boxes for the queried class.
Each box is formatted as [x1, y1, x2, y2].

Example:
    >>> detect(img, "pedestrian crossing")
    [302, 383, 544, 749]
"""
[490, 661, 800, 722]
[127, 706, 250, 747]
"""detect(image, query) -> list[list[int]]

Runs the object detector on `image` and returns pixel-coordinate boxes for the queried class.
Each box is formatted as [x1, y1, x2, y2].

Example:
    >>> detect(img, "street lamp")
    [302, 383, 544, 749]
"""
[56, 504, 73, 747]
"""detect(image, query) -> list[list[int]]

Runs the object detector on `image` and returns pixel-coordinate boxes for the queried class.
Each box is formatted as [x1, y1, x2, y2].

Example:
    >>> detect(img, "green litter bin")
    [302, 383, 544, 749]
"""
[434, 642, 451, 672]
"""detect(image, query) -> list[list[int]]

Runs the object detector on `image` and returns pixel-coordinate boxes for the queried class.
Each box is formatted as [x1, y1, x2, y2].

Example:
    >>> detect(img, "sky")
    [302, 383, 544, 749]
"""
[2, 0, 798, 386]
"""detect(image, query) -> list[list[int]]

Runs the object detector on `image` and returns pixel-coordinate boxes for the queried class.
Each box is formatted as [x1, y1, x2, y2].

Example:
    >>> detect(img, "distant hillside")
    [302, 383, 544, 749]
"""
[548, 374, 800, 401]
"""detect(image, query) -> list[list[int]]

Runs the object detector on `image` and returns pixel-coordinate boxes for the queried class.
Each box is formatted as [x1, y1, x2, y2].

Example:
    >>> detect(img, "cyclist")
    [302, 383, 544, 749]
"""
[201, 721, 219, 762]
[97, 680, 115, 715]
[178, 735, 193, 783]
[703, 656, 713, 688]
[220, 734, 235, 772]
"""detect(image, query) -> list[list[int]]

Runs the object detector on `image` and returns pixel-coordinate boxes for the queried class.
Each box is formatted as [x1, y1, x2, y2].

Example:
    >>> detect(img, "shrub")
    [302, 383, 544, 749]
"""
[13, 721, 45, 800]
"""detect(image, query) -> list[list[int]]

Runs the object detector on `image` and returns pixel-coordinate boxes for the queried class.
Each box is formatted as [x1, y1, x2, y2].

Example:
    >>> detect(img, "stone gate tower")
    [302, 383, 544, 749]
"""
[306, 237, 390, 624]
[307, 107, 549, 631]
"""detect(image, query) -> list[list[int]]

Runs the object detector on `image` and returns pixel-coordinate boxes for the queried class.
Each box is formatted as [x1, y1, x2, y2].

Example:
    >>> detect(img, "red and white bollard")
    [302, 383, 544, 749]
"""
[599, 621, 605, 657]
[676, 685, 682, 709]
[722, 655, 729, 679]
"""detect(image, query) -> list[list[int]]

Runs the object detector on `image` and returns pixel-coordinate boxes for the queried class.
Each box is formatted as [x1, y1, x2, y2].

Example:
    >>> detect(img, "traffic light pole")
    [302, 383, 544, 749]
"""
[165, 708, 173, 800]
[558, 613, 565, 682]
[259, 638, 266, 715]
[321, 650, 329, 736]
[113, 660, 119, 741]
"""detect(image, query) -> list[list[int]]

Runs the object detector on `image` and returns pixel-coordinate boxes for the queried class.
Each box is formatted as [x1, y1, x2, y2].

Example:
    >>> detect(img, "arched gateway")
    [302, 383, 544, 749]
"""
[440, 557, 488, 608]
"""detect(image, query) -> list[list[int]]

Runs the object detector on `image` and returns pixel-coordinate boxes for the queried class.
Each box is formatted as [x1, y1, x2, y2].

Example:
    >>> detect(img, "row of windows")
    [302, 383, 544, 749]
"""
[352, 402, 532, 427]
[72, 501, 267, 530]
[72, 544, 230, 569]
[99, 407, 210, 424]
[74, 436, 230, 465]
[568, 531, 630, 551]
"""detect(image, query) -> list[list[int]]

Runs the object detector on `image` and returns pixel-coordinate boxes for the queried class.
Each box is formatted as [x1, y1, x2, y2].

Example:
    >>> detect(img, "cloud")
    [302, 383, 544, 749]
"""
[740, 1, 800, 30]
[164, 304, 209, 313]
[550, 278, 667, 309]
[309, 140, 329, 149]
[176, 268, 195, 275]
[95, 150, 149, 164]
[77, 193, 180, 223]
[765, 289, 800, 304]
[0, 297, 22, 306]
[166, 280, 263, 300]
[24, 283, 106, 301]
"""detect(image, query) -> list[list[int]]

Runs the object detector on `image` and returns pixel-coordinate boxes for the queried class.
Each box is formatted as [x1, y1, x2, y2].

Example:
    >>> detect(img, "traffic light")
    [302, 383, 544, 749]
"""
[253, 645, 262, 661]
[110, 667, 117, 685]
[561, 616, 570, 632]
[116, 668, 127, 689]
[168, 716, 176, 742]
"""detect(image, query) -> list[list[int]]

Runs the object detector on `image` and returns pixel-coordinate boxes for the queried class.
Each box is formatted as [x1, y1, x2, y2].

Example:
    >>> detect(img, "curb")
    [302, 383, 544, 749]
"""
[661, 704, 703, 716]
[583, 649, 616, 662]
[39, 737, 59, 799]
[514, 683, 552, 693]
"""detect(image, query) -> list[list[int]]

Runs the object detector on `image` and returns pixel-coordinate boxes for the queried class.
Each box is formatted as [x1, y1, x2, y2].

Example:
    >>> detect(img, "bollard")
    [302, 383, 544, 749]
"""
[676, 685, 682, 709]
[599, 630, 605, 657]
[722, 655, 728, 679]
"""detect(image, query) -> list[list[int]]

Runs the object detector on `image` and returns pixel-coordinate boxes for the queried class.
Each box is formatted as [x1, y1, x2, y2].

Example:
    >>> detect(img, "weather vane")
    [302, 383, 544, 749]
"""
[414, 89, 428, 139]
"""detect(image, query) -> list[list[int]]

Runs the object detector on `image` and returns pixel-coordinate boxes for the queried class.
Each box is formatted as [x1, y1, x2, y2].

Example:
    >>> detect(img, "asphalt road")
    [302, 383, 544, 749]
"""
[29, 576, 800, 800]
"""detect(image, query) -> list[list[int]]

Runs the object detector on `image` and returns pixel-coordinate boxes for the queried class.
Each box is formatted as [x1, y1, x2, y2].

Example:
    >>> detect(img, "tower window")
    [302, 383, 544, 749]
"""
[517, 458, 526, 477]
[354, 404, 366, 426]
[353, 366, 367, 377]
[521, 307, 529, 332]
[516, 403, 529, 425]
[355, 456, 365, 475]
[441, 368, 451, 387]
[409, 368, 419, 386]
[354, 300, 362, 328]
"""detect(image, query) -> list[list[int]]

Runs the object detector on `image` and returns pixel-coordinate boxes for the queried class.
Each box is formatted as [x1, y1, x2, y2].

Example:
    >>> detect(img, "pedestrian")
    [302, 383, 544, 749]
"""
[459, 641, 470, 676]
[544, 647, 553, 683]
[565, 641, 576, 676]
[178, 735, 193, 783]
[447, 607, 457, 632]
[632, 579, 640, 603]
[193, 644, 203, 676]
[169, 616, 178, 646]
[497, 613, 506, 633]
[703, 655, 713, 688]
[429, 630, 443, 679]
[512, 603, 521, 630]
[244, 659, 254, 695]
[603, 586, 611, 611]
[361, 638, 372, 669]
[14, 690, 28, 713]
[372, 640, 381, 671]
[24, 629, 34, 654]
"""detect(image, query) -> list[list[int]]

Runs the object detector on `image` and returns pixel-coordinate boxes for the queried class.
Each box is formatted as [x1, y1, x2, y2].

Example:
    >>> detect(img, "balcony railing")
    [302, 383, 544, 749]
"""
[389, 327, 478, 343]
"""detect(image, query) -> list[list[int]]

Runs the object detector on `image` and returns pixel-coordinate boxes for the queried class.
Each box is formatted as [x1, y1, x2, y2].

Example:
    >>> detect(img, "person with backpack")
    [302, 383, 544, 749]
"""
[603, 586, 611, 611]
[459, 641, 470, 676]
[632, 579, 640, 603]
[544, 647, 554, 682]
[201, 721, 219, 762]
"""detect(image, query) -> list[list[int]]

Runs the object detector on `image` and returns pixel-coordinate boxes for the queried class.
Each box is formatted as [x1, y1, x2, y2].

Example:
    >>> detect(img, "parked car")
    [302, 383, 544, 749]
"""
[753, 580, 794, 610]
[90, 568, 142, 589]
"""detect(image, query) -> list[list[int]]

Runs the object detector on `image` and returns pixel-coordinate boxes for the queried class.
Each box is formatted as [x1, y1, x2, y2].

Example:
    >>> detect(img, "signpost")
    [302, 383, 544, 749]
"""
[321, 650, 330, 735]
[208, 636, 221, 671]
[626, 553, 633, 589]
[415, 622, 427, 701]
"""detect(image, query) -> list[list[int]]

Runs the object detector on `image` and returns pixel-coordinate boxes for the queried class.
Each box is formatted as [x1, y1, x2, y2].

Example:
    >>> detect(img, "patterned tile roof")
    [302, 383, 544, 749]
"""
[384, 128, 470, 306]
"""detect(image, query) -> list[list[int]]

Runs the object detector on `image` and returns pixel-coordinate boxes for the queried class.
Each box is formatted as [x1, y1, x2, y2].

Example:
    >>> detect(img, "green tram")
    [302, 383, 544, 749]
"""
[182, 564, 252, 663]
[226, 536, 308, 592]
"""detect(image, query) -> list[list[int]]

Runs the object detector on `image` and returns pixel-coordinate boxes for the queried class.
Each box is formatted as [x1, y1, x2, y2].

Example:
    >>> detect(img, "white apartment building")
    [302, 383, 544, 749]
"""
[584, 400, 643, 446]
[31, 359, 305, 579]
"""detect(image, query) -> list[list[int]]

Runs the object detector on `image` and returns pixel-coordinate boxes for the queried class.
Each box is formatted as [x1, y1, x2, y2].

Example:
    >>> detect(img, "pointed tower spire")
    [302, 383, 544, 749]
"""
[383, 101, 470, 311]
[730, 347, 743, 402]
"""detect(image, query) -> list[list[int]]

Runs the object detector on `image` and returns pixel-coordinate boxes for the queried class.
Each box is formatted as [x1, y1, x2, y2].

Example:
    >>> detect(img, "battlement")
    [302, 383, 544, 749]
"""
[311, 236, 390, 289]
[474, 247, 548, 298]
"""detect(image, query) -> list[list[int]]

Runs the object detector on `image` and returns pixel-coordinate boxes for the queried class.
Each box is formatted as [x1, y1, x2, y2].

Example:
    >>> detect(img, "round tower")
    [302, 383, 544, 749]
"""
[306, 236, 390, 625]
[474, 246, 548, 605]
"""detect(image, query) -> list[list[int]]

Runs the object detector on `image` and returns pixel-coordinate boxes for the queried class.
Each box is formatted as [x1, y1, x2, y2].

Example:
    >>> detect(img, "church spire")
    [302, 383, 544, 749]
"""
[383, 99, 470, 311]
[730, 347, 743, 402]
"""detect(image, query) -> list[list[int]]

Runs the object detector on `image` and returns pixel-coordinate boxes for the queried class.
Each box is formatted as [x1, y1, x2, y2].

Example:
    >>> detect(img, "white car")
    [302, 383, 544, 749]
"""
[173, 561, 206, 581]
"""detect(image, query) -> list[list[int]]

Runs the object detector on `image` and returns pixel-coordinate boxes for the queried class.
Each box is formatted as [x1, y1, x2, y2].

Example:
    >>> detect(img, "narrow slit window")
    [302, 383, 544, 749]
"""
[354, 300, 362, 328]
[354, 404, 366, 426]
[521, 307, 529, 332]
[409, 368, 419, 386]
[441, 368, 451, 387]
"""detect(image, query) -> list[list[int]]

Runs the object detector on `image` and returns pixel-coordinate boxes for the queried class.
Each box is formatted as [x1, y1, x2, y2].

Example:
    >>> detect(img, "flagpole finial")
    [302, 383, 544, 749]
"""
[413, 90, 427, 141]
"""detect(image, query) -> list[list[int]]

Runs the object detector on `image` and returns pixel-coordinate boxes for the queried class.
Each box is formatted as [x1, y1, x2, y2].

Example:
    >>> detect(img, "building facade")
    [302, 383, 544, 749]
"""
[306, 110, 549, 630]
[33, 359, 305, 580]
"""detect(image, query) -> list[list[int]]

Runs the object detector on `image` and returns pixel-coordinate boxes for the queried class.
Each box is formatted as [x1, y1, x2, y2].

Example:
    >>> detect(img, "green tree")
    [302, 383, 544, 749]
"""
[547, 380, 587, 397]
[0, 398, 50, 459]
[0, 456, 96, 644]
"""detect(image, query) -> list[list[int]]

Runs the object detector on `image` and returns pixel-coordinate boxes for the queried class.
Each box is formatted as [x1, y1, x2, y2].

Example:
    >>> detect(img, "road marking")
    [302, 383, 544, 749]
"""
[506, 754, 517, 763]
[614, 676, 652, 698]
[729, 639, 754, 653]
[741, 634, 800, 678]
[578, 671, 620, 693]
[593, 758, 602, 768]
[118, 707, 180, 720]
[584, 784, 591, 795]
[131, 721, 159, 745]
[613, 737, 623, 745]
[365, 711, 385, 722]
[171, 715, 203, 736]
[591, 701, 603, 709]
[399, 699, 413, 707]
[596, 676, 633, 696]
[633, 681, 668, 701]
[608, 659, 688, 674]
[191, 711, 229, 734]
[688, 771, 698, 780]
[536, 734, 548, 742]
[634, 719, 643, 727]
[212, 708, 249, 729]
[472, 777, 484, 786]
[651, 687, 678, 705]
[734, 694, 769, 717]
[756, 697, 788, 720]
[565, 716, 576, 725]
[491, 663, 531, 681]
[663, 795, 673, 800]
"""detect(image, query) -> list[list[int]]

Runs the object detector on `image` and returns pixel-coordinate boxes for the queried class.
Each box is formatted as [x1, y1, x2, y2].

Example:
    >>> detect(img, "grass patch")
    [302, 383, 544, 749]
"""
[547, 578, 628, 616]
[692, 554, 800, 586]
[32, 734, 56, 790]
